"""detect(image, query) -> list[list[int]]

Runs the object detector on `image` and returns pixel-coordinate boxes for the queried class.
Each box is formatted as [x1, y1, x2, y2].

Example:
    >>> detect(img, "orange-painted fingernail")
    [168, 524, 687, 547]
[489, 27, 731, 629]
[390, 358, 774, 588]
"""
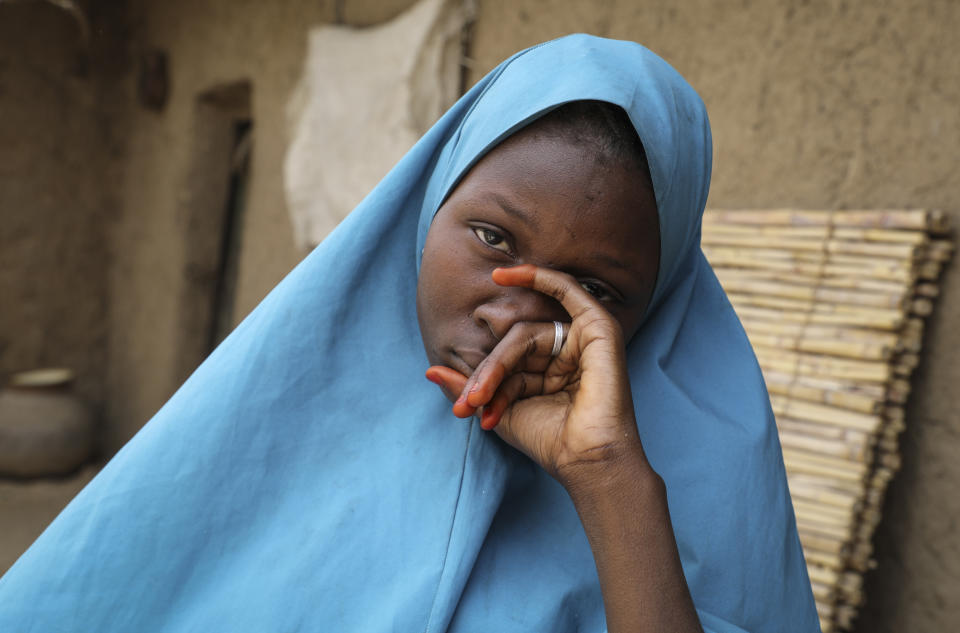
[480, 406, 501, 431]
[425, 372, 444, 387]
[492, 264, 535, 286]
[452, 393, 475, 417]
[480, 397, 505, 430]
[466, 388, 486, 407]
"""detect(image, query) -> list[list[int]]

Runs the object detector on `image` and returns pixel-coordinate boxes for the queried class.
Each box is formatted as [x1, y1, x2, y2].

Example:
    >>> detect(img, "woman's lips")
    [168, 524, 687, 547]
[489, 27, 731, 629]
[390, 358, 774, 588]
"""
[452, 349, 489, 375]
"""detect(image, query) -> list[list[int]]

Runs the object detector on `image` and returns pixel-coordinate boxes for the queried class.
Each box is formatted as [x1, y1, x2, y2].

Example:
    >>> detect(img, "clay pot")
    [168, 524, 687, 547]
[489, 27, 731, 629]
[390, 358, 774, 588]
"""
[0, 368, 95, 477]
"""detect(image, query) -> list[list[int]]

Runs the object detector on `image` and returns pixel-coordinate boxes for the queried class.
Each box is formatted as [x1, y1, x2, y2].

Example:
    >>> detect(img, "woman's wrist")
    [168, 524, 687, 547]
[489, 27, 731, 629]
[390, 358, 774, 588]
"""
[558, 431, 658, 503]
[561, 429, 704, 633]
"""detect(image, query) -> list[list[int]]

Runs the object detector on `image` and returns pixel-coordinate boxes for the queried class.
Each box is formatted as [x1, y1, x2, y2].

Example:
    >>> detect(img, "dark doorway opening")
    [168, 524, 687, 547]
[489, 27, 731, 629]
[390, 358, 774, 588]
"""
[175, 81, 252, 383]
[209, 119, 251, 351]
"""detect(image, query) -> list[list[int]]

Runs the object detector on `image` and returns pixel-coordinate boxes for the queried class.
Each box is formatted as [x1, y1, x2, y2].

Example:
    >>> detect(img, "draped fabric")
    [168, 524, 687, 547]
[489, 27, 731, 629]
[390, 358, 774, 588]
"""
[0, 35, 819, 632]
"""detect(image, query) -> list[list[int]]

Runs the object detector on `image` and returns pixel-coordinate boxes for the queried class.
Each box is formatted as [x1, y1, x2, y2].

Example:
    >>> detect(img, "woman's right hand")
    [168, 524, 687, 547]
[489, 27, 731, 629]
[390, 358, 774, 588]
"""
[426, 264, 703, 633]
[426, 264, 647, 488]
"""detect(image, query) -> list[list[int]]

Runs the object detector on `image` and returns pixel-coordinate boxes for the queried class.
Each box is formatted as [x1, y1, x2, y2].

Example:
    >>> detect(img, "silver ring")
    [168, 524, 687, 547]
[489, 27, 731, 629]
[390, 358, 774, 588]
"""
[550, 321, 564, 357]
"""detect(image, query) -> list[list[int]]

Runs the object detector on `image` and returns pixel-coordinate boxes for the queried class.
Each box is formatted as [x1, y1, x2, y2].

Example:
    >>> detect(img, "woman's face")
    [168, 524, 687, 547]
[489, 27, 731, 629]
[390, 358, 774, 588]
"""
[416, 127, 660, 377]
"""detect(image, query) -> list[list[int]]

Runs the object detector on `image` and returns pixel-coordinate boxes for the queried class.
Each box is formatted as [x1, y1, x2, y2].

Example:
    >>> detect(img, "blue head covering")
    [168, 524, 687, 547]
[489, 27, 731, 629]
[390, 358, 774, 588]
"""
[0, 35, 818, 632]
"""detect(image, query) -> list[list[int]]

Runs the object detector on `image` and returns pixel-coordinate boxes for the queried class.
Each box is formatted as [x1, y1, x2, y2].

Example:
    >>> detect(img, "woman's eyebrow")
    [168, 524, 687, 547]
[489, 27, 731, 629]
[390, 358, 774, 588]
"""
[490, 193, 542, 230]
[589, 251, 635, 273]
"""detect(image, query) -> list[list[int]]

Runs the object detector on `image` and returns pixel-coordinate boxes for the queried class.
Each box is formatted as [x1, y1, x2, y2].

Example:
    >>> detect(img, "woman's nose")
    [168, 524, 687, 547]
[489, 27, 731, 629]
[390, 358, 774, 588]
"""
[471, 286, 567, 341]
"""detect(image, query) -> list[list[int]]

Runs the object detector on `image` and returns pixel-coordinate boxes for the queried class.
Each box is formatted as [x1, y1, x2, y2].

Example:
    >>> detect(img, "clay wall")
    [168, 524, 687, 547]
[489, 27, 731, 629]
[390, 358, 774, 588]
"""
[0, 2, 125, 433]
[103, 0, 417, 450]
[465, 2, 960, 630]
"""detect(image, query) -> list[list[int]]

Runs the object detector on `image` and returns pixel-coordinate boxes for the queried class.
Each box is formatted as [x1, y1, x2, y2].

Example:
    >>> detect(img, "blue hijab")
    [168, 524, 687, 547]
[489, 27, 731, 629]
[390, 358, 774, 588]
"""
[0, 35, 818, 632]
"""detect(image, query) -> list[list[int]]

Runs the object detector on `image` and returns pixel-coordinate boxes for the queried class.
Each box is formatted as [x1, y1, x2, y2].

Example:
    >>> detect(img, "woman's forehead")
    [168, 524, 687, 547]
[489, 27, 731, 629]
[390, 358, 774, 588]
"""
[418, 36, 711, 309]
[444, 130, 659, 289]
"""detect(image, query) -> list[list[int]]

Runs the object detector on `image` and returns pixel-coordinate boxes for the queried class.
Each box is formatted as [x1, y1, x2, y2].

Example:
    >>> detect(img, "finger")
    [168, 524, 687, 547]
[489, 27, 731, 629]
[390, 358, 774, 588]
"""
[464, 321, 569, 409]
[426, 365, 478, 417]
[425, 366, 470, 410]
[492, 264, 608, 325]
[479, 371, 547, 430]
[459, 348, 553, 408]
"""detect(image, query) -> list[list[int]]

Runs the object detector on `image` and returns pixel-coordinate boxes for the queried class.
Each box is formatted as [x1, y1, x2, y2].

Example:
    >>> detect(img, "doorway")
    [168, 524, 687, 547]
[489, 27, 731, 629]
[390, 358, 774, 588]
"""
[175, 81, 252, 382]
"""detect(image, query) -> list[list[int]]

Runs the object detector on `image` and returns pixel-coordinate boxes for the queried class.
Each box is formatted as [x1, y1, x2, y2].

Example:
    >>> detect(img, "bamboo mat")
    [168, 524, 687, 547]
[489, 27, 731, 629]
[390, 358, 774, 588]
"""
[701, 209, 953, 632]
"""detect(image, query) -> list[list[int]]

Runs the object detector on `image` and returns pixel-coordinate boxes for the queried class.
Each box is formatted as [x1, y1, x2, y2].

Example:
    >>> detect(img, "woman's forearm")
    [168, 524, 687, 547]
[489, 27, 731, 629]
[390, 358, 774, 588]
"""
[564, 444, 704, 633]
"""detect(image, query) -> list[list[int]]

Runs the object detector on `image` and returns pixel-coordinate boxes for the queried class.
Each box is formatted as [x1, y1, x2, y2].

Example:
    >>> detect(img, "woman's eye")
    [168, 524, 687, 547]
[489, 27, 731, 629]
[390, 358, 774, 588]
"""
[580, 281, 611, 301]
[473, 227, 511, 253]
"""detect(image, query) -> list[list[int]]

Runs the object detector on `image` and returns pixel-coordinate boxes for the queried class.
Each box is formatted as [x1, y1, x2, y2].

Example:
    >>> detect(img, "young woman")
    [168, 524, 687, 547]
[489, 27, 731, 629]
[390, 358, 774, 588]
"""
[0, 35, 819, 632]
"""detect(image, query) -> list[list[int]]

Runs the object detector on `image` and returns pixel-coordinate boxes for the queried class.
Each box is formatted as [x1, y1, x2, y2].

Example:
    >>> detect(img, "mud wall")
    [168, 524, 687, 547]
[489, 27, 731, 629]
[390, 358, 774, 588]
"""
[0, 2, 125, 427]
[468, 2, 960, 631]
[2, 0, 955, 629]
[104, 0, 418, 450]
